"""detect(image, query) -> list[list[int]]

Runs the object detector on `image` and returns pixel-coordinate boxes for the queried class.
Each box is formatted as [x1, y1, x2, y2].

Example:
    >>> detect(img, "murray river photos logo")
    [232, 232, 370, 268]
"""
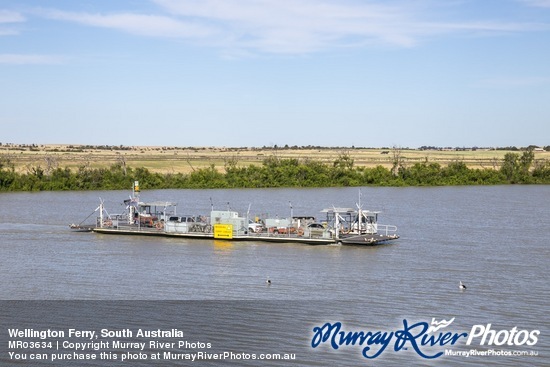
[310, 318, 540, 359]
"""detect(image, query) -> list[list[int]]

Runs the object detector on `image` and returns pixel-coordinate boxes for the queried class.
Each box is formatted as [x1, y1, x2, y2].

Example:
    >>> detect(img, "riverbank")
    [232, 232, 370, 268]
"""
[1, 145, 549, 191]
[2, 144, 548, 174]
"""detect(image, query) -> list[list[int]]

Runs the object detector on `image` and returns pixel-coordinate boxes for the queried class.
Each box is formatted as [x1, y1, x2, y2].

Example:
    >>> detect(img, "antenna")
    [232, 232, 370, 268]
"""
[357, 189, 363, 232]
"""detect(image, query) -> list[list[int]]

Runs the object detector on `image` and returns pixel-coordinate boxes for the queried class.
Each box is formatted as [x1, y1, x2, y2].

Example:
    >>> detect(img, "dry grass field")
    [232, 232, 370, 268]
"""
[1, 144, 548, 174]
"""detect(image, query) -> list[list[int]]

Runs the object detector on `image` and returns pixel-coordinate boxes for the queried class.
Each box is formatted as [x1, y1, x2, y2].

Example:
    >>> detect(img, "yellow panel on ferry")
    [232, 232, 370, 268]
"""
[214, 224, 233, 239]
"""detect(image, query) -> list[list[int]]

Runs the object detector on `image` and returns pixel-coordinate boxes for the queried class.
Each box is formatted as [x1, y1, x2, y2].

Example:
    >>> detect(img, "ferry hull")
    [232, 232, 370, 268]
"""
[92, 227, 336, 245]
[338, 234, 400, 246]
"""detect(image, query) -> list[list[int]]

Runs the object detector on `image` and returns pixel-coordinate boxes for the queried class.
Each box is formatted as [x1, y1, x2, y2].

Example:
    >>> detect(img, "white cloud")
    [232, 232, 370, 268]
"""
[153, 0, 424, 51]
[39, 9, 216, 39]
[31, 1, 550, 54]
[0, 10, 25, 23]
[521, 0, 550, 8]
[0, 54, 66, 65]
[0, 10, 25, 36]
[153, 0, 550, 53]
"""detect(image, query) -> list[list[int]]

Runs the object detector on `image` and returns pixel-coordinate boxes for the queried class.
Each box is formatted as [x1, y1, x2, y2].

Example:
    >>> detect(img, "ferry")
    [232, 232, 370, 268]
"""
[70, 182, 399, 246]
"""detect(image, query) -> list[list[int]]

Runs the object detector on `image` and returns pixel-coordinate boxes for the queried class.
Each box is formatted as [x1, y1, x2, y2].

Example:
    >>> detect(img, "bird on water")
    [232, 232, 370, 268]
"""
[459, 281, 467, 290]
[266, 277, 271, 285]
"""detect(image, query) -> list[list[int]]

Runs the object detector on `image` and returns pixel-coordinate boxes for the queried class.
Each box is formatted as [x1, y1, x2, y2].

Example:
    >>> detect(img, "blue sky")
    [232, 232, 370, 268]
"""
[1, 0, 549, 148]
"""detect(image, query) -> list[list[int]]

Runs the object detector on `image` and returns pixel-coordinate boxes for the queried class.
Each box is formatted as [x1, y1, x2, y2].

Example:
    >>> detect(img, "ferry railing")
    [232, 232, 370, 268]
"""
[241, 225, 335, 239]
[377, 224, 398, 236]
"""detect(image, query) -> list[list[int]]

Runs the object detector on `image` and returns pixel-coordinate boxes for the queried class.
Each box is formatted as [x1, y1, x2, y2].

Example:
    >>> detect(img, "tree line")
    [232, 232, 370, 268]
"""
[0, 151, 548, 191]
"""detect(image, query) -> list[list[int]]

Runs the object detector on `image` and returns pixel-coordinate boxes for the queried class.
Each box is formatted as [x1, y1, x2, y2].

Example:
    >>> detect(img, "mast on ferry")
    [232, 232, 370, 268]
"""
[357, 189, 363, 233]
[128, 180, 140, 225]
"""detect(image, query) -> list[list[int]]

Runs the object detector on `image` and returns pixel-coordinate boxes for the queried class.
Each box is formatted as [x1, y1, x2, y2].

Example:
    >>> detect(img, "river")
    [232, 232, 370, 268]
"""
[0, 186, 548, 366]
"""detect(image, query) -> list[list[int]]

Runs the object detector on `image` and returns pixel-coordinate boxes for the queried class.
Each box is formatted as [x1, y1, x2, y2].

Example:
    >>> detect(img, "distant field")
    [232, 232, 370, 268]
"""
[1, 144, 548, 174]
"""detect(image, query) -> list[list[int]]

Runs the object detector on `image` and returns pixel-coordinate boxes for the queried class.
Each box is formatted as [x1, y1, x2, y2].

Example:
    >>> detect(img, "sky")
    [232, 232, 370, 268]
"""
[1, 0, 549, 148]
